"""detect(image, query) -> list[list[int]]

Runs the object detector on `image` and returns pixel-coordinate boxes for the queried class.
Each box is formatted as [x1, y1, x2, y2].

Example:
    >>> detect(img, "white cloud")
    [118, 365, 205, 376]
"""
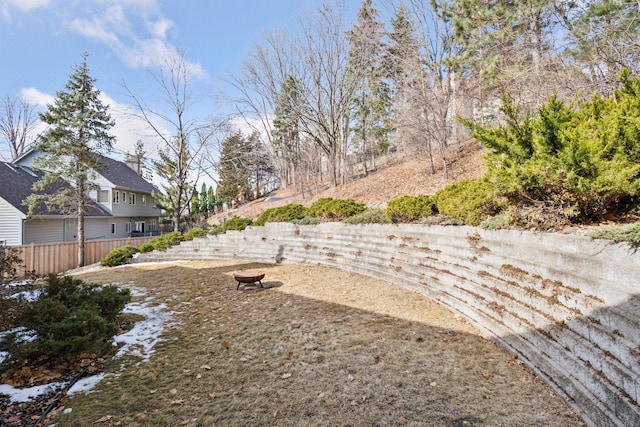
[147, 17, 173, 39]
[1, 0, 49, 20]
[19, 87, 54, 107]
[17, 87, 167, 165]
[67, 1, 205, 79]
[1, 0, 49, 17]
[98, 91, 170, 165]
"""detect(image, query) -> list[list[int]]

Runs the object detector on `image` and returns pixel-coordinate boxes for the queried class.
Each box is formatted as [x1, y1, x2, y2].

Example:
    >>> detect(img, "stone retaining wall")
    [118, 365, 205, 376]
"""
[134, 223, 640, 427]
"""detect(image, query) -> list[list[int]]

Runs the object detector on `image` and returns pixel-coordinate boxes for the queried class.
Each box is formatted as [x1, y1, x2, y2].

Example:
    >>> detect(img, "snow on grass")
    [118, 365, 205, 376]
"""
[6, 288, 43, 302]
[0, 286, 173, 404]
[113, 300, 171, 361]
[0, 381, 67, 403]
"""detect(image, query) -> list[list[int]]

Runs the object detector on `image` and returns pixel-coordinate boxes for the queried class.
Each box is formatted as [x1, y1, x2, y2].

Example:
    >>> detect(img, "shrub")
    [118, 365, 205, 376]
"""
[222, 217, 253, 231]
[590, 223, 640, 246]
[385, 195, 436, 223]
[139, 242, 155, 253]
[463, 76, 640, 223]
[183, 227, 208, 241]
[255, 204, 307, 226]
[100, 246, 139, 267]
[291, 217, 320, 225]
[3, 274, 130, 365]
[139, 231, 185, 252]
[435, 178, 500, 226]
[343, 208, 390, 224]
[307, 198, 366, 221]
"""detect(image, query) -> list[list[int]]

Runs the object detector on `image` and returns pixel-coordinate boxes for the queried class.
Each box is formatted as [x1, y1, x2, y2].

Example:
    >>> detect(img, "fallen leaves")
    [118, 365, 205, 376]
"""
[94, 415, 113, 424]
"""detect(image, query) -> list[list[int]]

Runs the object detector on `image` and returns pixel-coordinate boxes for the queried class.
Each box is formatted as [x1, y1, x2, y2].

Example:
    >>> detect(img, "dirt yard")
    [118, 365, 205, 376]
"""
[52, 260, 583, 426]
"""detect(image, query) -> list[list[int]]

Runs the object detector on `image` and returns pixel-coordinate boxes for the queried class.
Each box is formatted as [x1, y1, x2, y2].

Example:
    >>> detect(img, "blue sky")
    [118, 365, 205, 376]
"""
[0, 0, 358, 163]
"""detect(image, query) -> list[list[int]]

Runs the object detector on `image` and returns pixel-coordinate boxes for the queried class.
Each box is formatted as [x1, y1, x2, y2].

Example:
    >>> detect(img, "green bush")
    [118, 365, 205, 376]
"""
[343, 208, 390, 224]
[590, 223, 640, 246]
[163, 231, 185, 246]
[463, 75, 640, 223]
[100, 246, 139, 267]
[183, 227, 208, 240]
[307, 198, 366, 221]
[385, 195, 436, 223]
[222, 217, 253, 231]
[138, 231, 185, 252]
[291, 217, 320, 225]
[255, 204, 308, 226]
[139, 242, 155, 253]
[3, 274, 130, 365]
[435, 178, 500, 226]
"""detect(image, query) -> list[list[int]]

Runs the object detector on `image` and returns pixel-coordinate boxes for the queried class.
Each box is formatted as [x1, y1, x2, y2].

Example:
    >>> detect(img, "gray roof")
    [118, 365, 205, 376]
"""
[96, 155, 157, 194]
[0, 162, 111, 217]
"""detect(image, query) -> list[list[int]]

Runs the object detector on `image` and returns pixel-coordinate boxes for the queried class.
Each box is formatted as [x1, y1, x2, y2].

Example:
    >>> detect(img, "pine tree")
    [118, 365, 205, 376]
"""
[347, 0, 391, 174]
[199, 182, 208, 214]
[217, 132, 252, 205]
[272, 75, 302, 189]
[207, 186, 217, 213]
[26, 53, 114, 268]
[384, 4, 422, 153]
[152, 147, 192, 231]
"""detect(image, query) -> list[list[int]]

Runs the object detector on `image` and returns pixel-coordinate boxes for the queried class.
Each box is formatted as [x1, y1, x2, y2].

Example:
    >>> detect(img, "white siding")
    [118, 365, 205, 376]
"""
[0, 198, 25, 246]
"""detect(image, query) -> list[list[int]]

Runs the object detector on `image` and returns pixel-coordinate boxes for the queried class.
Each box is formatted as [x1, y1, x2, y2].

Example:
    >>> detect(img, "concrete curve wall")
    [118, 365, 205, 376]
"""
[134, 223, 640, 427]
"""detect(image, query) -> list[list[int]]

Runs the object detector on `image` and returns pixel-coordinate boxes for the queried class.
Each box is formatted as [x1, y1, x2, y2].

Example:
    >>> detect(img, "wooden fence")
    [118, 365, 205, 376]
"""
[5, 237, 154, 277]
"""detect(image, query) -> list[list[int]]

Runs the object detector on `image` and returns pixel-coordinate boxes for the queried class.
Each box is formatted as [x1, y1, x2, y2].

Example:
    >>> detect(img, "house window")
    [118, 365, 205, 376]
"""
[111, 223, 116, 234]
[125, 222, 131, 233]
[98, 190, 109, 203]
[149, 219, 157, 232]
[129, 193, 136, 205]
[113, 191, 119, 204]
[142, 195, 147, 206]
[122, 192, 127, 203]
[135, 221, 145, 233]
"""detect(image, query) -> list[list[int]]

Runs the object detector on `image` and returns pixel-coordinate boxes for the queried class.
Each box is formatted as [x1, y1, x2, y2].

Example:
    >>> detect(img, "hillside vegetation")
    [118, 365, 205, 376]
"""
[212, 74, 640, 235]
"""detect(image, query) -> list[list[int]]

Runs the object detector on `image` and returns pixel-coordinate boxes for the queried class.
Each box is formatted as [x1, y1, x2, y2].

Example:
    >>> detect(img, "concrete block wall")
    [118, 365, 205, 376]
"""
[134, 223, 640, 427]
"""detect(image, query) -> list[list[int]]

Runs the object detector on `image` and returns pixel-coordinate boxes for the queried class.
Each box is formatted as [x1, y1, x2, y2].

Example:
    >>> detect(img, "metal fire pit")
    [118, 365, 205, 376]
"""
[234, 269, 265, 290]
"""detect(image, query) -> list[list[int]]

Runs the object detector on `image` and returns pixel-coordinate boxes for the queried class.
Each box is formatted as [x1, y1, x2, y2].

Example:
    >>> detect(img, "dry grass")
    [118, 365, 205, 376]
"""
[213, 145, 486, 222]
[55, 260, 583, 426]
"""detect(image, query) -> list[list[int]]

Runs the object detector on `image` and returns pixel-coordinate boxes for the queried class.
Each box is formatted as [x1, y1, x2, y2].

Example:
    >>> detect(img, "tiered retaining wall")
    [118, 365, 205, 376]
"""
[134, 223, 640, 427]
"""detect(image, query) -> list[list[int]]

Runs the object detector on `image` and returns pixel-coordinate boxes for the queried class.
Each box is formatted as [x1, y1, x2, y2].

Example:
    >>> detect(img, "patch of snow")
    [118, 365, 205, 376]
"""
[0, 351, 9, 364]
[67, 373, 107, 396]
[0, 381, 66, 403]
[1, 279, 32, 288]
[113, 301, 171, 361]
[0, 326, 37, 344]
[7, 288, 43, 302]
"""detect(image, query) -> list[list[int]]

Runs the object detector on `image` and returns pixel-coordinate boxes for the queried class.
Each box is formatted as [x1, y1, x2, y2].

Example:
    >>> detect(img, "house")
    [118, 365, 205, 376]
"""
[0, 150, 162, 246]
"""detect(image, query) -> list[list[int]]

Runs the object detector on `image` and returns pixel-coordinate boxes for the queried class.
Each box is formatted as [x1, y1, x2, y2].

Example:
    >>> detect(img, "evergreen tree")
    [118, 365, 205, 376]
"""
[207, 186, 217, 212]
[217, 132, 252, 205]
[347, 0, 391, 173]
[384, 3, 422, 153]
[246, 131, 276, 199]
[25, 53, 114, 268]
[272, 75, 302, 189]
[190, 188, 200, 221]
[199, 182, 208, 214]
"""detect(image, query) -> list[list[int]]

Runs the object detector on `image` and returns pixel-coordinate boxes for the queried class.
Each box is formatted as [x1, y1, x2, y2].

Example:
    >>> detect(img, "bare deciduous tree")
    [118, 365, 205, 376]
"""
[0, 94, 37, 161]
[124, 51, 211, 232]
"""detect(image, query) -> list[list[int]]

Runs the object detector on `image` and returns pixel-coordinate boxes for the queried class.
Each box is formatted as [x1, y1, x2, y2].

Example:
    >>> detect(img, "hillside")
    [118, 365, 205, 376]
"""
[210, 142, 486, 223]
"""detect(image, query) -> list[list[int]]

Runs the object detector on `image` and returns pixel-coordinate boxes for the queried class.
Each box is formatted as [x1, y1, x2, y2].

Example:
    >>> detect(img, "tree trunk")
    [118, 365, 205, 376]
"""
[77, 201, 85, 268]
